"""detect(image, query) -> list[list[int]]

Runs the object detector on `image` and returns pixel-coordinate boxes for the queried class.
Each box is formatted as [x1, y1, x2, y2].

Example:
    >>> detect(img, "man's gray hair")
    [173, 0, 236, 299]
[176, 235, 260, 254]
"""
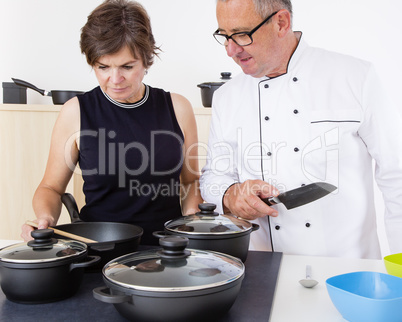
[254, 0, 292, 19]
[217, 0, 293, 20]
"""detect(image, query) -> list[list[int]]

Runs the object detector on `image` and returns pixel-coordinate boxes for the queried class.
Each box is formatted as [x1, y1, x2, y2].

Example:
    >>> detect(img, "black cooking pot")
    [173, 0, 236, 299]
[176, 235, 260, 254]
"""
[12, 78, 84, 105]
[93, 236, 245, 322]
[52, 193, 143, 271]
[0, 229, 100, 304]
[153, 203, 259, 262]
[197, 72, 231, 107]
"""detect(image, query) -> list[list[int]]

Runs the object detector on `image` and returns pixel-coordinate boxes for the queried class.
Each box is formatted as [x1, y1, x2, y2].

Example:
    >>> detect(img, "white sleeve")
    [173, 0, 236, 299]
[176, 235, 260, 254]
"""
[199, 100, 239, 214]
[358, 64, 402, 254]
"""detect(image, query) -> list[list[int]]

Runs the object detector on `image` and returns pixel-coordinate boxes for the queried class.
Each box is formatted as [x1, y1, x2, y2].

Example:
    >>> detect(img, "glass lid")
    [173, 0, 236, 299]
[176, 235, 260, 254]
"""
[165, 203, 253, 235]
[103, 236, 245, 292]
[0, 229, 87, 263]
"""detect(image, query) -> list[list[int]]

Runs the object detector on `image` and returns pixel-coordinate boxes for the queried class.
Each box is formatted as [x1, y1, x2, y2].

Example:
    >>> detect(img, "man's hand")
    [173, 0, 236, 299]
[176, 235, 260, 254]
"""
[223, 180, 279, 220]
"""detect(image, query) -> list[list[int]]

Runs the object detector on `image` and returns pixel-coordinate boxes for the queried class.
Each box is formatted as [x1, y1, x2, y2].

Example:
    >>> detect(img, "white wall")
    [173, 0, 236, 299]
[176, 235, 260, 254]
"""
[0, 0, 237, 106]
[1, 0, 401, 110]
[1, 0, 401, 255]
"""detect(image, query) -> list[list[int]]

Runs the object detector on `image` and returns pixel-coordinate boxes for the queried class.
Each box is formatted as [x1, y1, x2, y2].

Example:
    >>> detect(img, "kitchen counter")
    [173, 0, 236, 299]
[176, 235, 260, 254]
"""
[0, 104, 61, 112]
[0, 104, 212, 114]
[0, 239, 388, 321]
[270, 254, 386, 321]
[0, 240, 281, 322]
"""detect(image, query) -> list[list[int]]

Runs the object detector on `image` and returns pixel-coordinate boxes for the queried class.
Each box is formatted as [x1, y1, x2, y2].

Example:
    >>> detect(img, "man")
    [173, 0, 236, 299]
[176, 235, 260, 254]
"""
[200, 0, 402, 259]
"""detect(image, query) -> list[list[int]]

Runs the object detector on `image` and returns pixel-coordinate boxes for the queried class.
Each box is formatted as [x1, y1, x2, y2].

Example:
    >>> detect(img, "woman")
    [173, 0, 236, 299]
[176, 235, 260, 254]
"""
[21, 0, 202, 245]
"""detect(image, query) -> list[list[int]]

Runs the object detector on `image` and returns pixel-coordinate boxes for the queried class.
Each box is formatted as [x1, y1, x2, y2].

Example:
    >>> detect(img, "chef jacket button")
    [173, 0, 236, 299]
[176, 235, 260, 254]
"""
[267, 152, 272, 156]
[264, 84, 269, 88]
[294, 147, 299, 152]
[265, 116, 270, 121]
[305, 222, 311, 228]
[293, 109, 299, 114]
[275, 225, 280, 230]
[301, 183, 306, 187]
[293, 77, 298, 82]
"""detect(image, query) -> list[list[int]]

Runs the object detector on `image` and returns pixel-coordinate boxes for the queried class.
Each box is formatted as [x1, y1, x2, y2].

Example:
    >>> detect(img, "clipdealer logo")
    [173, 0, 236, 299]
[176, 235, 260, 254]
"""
[62, 126, 340, 198]
[129, 178, 183, 200]
[200, 127, 340, 196]
[64, 129, 185, 188]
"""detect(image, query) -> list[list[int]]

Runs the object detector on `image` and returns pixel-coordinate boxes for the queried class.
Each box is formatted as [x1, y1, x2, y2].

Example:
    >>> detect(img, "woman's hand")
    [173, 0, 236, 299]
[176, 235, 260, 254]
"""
[21, 218, 52, 241]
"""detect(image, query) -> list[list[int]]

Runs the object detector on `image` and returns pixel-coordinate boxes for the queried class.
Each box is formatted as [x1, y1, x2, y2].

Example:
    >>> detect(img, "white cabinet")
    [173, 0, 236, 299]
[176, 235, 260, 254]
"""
[0, 105, 74, 239]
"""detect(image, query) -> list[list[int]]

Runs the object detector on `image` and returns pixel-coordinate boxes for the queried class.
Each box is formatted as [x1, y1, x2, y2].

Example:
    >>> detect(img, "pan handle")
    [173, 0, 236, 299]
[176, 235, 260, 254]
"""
[90, 243, 116, 252]
[93, 287, 131, 304]
[61, 193, 81, 223]
[11, 78, 50, 96]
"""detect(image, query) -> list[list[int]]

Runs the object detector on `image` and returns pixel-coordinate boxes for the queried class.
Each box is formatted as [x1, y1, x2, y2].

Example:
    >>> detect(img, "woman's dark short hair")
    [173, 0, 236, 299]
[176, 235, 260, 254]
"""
[80, 0, 159, 68]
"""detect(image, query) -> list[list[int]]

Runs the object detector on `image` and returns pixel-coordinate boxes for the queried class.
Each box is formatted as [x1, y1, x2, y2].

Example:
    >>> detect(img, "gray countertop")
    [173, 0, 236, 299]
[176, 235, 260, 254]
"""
[0, 251, 282, 322]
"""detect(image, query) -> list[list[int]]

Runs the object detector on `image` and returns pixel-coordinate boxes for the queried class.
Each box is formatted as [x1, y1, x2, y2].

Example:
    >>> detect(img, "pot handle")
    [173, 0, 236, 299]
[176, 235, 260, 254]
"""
[197, 83, 212, 89]
[251, 223, 260, 232]
[93, 287, 131, 304]
[152, 231, 171, 239]
[69, 255, 101, 272]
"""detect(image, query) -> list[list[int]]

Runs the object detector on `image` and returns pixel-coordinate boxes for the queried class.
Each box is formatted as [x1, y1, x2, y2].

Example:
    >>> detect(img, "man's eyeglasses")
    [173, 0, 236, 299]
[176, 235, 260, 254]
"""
[213, 11, 279, 47]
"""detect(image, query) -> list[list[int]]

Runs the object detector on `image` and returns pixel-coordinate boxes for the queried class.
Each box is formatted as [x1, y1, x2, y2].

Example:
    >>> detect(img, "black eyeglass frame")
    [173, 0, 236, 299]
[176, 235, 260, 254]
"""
[213, 11, 279, 46]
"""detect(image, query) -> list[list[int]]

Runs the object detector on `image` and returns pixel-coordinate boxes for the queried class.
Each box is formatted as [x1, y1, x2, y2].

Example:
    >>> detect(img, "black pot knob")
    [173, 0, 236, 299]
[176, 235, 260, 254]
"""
[197, 203, 219, 216]
[158, 236, 190, 260]
[28, 229, 58, 248]
[220, 72, 232, 80]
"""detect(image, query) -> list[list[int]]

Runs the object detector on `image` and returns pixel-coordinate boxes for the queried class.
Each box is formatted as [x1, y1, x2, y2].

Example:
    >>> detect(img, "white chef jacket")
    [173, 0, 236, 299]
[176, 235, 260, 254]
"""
[200, 33, 402, 259]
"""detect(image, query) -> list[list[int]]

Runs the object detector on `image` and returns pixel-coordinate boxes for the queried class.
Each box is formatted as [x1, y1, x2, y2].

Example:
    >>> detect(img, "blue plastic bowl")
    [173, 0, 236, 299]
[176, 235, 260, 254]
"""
[326, 271, 402, 322]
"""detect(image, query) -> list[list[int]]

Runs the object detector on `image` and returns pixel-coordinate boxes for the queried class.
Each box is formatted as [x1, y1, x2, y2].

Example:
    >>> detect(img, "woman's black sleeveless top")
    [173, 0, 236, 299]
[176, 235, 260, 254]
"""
[77, 86, 184, 245]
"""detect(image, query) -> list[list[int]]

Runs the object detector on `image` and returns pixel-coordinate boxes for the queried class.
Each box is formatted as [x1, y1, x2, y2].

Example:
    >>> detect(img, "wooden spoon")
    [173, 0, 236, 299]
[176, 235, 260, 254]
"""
[26, 220, 97, 244]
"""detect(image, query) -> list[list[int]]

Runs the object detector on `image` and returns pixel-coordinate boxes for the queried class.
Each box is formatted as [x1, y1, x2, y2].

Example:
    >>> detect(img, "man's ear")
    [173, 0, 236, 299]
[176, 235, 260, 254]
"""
[276, 9, 292, 37]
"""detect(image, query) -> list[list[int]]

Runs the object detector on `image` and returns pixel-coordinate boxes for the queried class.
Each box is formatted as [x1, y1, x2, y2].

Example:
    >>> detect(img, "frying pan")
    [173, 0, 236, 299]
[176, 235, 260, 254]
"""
[53, 193, 143, 271]
[12, 78, 84, 105]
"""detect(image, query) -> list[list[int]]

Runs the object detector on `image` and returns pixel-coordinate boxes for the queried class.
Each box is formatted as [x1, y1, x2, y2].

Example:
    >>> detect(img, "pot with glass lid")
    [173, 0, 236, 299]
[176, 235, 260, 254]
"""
[93, 236, 245, 322]
[0, 229, 100, 304]
[154, 203, 259, 262]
